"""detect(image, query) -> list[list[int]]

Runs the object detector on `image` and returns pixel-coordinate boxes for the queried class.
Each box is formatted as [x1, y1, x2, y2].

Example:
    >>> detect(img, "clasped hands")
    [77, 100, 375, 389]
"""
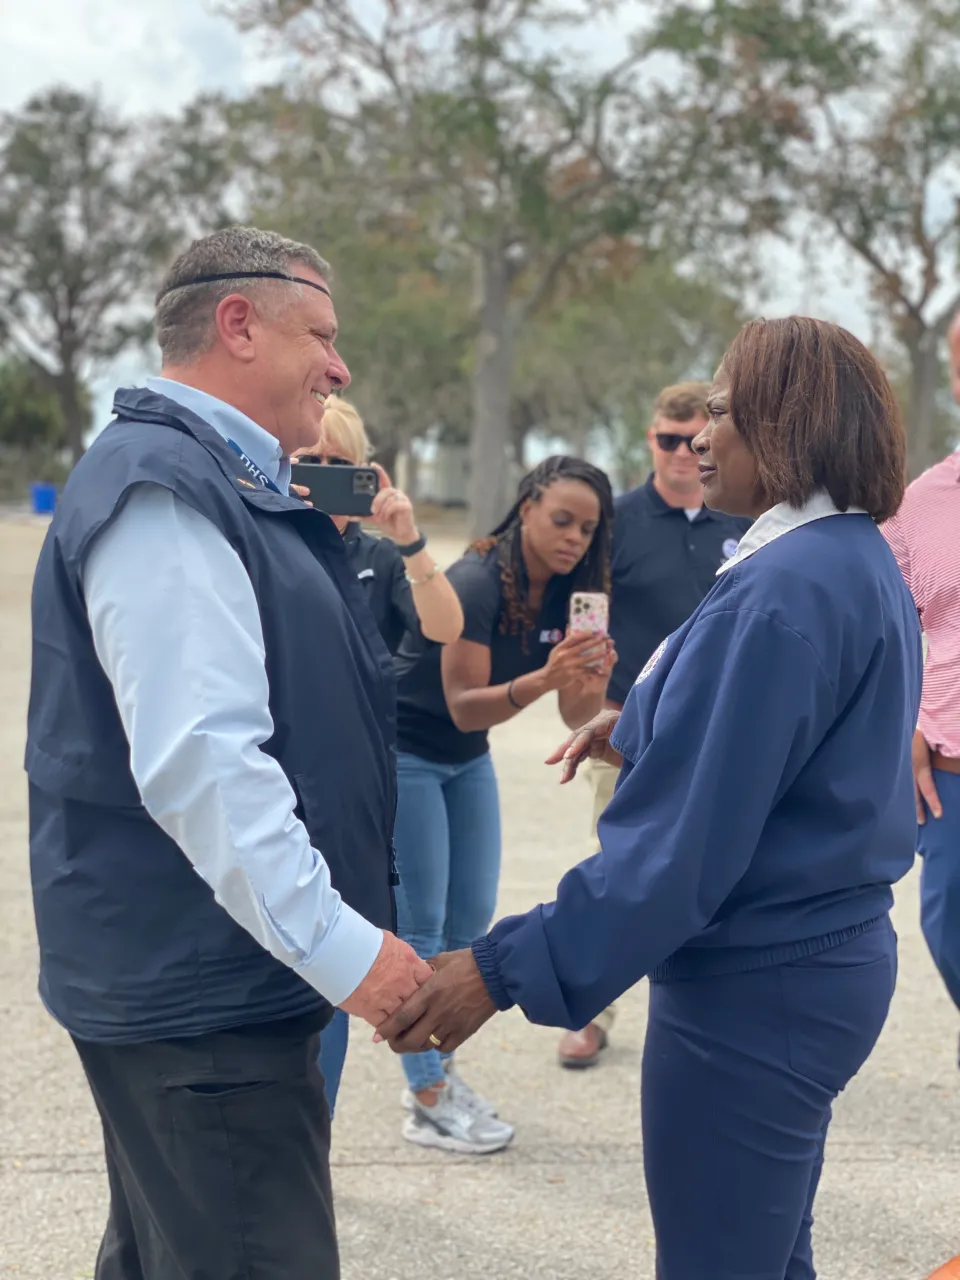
[345, 704, 624, 1054]
[337, 929, 495, 1052]
[374, 949, 498, 1054]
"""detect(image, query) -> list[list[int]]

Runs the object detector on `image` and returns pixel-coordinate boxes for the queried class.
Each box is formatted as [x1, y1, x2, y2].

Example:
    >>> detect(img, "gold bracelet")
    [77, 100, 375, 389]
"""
[405, 564, 443, 587]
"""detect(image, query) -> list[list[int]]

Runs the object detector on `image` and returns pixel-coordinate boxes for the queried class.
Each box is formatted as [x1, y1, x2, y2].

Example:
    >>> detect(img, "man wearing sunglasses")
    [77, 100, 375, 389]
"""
[557, 381, 752, 1069]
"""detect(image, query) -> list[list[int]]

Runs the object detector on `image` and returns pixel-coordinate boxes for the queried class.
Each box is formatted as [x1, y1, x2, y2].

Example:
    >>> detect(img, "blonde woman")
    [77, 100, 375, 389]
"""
[295, 398, 464, 653]
[294, 397, 463, 1115]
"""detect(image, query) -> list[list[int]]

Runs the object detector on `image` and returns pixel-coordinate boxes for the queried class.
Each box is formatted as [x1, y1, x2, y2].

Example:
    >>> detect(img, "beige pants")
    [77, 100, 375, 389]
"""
[584, 758, 621, 1034]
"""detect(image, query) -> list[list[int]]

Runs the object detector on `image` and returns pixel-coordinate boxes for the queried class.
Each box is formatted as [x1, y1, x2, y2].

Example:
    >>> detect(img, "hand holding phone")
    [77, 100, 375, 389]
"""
[542, 632, 613, 691]
[289, 459, 379, 517]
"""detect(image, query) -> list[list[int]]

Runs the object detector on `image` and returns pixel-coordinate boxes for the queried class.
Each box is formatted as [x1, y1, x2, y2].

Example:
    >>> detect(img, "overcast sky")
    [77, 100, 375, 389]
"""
[2, 0, 284, 117]
[3, 0, 875, 428]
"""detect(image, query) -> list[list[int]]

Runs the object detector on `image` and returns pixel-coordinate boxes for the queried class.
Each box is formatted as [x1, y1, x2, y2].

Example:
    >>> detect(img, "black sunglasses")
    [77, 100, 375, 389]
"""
[295, 453, 353, 467]
[654, 432, 699, 455]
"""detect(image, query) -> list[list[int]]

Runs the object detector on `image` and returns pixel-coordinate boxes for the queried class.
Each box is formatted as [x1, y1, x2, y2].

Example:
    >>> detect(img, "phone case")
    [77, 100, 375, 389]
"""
[289, 463, 379, 517]
[568, 591, 609, 634]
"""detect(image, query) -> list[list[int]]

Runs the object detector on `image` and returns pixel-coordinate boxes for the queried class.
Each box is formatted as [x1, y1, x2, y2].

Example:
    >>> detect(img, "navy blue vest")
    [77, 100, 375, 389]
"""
[26, 388, 398, 1043]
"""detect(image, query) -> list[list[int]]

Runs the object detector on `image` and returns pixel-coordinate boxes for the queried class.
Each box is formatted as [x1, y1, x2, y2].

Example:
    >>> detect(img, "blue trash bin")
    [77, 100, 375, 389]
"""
[29, 482, 58, 515]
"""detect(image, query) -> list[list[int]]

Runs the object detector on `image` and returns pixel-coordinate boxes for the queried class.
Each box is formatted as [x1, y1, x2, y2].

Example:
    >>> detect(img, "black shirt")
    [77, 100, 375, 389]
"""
[607, 477, 752, 704]
[342, 522, 420, 655]
[395, 546, 569, 764]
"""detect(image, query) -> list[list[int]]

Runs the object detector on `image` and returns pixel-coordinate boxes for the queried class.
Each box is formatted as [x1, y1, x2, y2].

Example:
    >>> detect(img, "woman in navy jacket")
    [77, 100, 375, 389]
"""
[377, 317, 924, 1279]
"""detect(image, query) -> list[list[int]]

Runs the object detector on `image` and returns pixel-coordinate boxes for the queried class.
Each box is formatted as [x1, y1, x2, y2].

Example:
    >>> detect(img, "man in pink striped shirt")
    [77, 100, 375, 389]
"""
[882, 316, 960, 1026]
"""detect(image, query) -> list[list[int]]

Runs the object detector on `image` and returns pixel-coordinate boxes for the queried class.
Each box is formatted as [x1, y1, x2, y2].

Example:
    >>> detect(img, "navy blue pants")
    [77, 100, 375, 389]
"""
[917, 770, 960, 1013]
[642, 919, 897, 1280]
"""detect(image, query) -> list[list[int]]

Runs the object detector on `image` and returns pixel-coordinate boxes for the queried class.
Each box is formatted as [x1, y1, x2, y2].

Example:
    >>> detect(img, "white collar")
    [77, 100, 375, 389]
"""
[717, 491, 867, 576]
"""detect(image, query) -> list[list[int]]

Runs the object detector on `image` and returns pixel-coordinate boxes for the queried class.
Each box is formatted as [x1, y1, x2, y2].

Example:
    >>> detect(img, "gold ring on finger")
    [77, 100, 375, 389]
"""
[428, 1034, 442, 1048]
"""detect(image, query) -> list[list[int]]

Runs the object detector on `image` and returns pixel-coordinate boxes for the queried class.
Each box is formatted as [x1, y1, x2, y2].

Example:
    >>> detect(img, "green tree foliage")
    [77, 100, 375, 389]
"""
[0, 353, 91, 497]
[0, 88, 176, 462]
[513, 252, 744, 487]
[163, 88, 475, 471]
[650, 0, 960, 473]
[221, 0, 696, 532]
[0, 354, 72, 449]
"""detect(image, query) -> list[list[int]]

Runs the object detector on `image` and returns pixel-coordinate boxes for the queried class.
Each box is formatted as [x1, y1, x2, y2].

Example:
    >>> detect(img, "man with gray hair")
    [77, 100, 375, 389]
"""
[26, 226, 429, 1278]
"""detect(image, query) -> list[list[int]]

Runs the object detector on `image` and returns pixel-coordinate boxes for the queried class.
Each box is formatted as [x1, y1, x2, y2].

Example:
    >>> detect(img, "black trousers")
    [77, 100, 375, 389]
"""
[73, 1012, 338, 1280]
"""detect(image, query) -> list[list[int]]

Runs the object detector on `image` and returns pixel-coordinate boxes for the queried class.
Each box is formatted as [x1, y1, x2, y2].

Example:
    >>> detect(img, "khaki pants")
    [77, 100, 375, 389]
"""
[584, 758, 620, 1035]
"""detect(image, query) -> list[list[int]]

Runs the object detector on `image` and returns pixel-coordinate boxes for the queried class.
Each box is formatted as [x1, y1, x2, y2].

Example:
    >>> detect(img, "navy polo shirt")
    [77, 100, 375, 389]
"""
[607, 477, 751, 705]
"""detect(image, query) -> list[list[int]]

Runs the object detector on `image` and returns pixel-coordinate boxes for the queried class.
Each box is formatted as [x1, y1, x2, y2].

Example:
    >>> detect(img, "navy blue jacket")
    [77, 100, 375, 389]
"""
[473, 513, 922, 1029]
[26, 388, 398, 1043]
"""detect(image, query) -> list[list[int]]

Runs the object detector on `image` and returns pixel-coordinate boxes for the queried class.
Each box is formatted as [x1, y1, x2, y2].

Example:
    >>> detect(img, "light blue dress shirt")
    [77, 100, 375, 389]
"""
[81, 377, 383, 1006]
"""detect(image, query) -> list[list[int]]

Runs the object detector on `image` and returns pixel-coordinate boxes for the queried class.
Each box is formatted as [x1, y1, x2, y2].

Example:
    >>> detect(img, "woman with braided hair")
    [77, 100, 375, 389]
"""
[391, 455, 616, 1153]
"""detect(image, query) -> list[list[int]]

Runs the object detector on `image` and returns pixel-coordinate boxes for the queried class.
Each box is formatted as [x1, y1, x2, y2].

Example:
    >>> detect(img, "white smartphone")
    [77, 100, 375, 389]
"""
[568, 591, 609, 636]
[568, 592, 610, 672]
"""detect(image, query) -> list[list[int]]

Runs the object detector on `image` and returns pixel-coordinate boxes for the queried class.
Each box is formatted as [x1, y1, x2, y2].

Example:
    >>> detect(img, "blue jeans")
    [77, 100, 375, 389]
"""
[318, 1008, 349, 1117]
[393, 750, 502, 1092]
[917, 769, 960, 1013]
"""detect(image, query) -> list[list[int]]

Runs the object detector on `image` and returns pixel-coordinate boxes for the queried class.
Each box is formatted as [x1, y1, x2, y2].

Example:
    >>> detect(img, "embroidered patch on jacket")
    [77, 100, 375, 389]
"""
[635, 638, 667, 684]
[722, 537, 740, 559]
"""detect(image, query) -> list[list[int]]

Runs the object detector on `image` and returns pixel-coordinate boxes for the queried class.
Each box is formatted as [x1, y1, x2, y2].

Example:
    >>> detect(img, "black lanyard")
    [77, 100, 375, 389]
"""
[225, 438, 283, 495]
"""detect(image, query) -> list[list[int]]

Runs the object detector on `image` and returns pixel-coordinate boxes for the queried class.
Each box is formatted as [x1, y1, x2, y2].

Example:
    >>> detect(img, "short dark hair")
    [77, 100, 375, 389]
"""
[722, 317, 906, 522]
[652, 381, 710, 425]
[155, 226, 331, 365]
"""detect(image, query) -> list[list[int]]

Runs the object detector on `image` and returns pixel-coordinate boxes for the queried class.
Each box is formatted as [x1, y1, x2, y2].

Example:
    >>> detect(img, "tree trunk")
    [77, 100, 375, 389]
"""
[58, 364, 86, 467]
[906, 330, 939, 480]
[402, 448, 420, 503]
[511, 419, 530, 474]
[375, 441, 399, 483]
[468, 245, 516, 538]
[568, 420, 590, 458]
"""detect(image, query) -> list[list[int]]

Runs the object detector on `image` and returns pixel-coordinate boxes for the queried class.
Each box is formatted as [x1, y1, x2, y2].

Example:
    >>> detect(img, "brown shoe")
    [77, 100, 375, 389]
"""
[926, 1259, 960, 1279]
[558, 1023, 608, 1069]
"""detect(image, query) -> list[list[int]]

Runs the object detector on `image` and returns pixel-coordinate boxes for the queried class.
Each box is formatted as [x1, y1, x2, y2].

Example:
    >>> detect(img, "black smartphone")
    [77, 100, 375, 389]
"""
[290, 460, 379, 518]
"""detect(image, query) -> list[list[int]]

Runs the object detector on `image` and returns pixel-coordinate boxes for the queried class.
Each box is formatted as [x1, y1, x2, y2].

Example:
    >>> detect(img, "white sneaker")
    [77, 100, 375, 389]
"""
[443, 1061, 499, 1116]
[400, 1061, 499, 1117]
[402, 1092, 515, 1155]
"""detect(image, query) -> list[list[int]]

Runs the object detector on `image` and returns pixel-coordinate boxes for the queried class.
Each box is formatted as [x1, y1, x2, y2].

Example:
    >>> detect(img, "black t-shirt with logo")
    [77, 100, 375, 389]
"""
[395, 546, 569, 764]
[342, 521, 420, 655]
